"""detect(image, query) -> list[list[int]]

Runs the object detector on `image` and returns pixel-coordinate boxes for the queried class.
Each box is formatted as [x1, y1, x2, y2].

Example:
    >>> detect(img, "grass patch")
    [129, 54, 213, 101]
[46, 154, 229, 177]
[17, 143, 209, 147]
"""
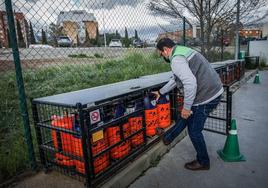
[94, 53, 104, 58]
[0, 51, 169, 181]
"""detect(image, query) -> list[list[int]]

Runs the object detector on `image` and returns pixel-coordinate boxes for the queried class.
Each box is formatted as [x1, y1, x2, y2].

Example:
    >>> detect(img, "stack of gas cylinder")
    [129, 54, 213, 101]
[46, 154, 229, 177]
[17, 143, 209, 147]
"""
[50, 93, 174, 175]
[144, 93, 171, 136]
[51, 114, 110, 175]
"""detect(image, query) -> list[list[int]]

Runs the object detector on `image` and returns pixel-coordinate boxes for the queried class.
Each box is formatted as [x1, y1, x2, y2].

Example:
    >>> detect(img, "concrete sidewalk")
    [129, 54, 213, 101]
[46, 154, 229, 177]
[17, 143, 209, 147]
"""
[129, 70, 268, 188]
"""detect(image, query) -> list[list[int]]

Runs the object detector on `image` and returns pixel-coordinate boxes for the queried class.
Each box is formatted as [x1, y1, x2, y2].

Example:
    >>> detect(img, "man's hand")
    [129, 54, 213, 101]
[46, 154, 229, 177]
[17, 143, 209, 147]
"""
[151, 91, 161, 101]
[181, 108, 193, 119]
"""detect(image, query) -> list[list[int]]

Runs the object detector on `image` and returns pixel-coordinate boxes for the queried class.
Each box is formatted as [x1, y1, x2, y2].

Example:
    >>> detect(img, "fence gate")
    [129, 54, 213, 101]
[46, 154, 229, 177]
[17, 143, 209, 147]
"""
[204, 85, 232, 135]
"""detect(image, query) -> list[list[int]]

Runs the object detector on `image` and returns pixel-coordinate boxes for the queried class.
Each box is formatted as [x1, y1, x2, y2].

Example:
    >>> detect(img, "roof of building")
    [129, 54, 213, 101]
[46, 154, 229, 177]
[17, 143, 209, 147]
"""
[57, 10, 96, 25]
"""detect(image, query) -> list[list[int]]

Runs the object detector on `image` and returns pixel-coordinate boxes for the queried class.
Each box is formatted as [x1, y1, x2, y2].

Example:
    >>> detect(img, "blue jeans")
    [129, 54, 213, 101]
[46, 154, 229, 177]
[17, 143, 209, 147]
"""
[164, 95, 222, 166]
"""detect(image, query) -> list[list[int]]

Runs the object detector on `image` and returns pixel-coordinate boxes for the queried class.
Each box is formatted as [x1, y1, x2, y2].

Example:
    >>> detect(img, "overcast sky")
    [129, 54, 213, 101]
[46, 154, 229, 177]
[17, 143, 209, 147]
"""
[1, 0, 267, 40]
[0, 0, 185, 40]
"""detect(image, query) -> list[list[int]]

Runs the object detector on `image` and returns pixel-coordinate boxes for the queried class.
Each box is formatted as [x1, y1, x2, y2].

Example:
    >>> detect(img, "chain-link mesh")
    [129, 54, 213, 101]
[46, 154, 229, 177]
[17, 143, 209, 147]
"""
[0, 0, 239, 182]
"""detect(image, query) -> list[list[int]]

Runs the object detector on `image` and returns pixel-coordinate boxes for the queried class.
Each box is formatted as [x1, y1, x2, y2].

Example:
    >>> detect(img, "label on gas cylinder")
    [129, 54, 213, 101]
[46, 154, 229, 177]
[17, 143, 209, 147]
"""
[151, 100, 156, 106]
[92, 130, 104, 142]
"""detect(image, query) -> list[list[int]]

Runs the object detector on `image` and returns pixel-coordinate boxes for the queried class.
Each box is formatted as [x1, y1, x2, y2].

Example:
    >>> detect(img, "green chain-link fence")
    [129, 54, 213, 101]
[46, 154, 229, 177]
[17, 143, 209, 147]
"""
[0, 0, 235, 182]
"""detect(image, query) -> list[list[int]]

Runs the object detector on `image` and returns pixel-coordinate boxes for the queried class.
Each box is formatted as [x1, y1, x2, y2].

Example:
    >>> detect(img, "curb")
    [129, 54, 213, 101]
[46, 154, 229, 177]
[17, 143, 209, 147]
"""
[230, 69, 258, 93]
[100, 130, 187, 188]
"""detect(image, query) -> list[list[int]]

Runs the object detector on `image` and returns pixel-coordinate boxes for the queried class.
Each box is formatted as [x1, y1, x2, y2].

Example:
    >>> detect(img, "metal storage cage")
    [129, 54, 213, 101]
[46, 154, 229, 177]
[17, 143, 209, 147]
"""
[237, 59, 246, 80]
[225, 60, 237, 85]
[32, 70, 234, 187]
[32, 74, 177, 187]
[211, 60, 245, 85]
[212, 63, 228, 84]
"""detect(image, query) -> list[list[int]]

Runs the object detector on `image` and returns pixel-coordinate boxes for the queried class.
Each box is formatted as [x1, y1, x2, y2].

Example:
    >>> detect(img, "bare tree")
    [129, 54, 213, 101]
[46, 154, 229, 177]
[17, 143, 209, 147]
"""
[149, 0, 266, 57]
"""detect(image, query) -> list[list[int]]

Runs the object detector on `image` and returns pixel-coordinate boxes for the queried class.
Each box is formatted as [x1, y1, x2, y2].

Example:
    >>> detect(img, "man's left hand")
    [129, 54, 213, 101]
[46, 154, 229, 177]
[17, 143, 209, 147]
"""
[151, 91, 161, 101]
[181, 108, 193, 119]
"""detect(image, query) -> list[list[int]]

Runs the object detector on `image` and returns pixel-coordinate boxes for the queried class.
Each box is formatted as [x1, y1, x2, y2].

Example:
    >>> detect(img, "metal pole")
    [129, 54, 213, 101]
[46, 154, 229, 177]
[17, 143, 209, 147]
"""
[226, 86, 232, 135]
[221, 28, 224, 61]
[77, 103, 91, 187]
[183, 16, 186, 46]
[235, 0, 240, 59]
[32, 103, 46, 167]
[102, 2, 107, 47]
[5, 0, 36, 169]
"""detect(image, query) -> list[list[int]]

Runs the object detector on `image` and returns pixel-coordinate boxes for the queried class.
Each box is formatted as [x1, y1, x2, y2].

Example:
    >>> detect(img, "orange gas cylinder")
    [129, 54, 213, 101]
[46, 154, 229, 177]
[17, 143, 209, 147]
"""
[107, 126, 121, 145]
[128, 116, 144, 147]
[91, 134, 110, 174]
[72, 137, 82, 157]
[75, 153, 110, 175]
[145, 117, 158, 136]
[107, 123, 131, 159]
[94, 153, 110, 174]
[75, 132, 110, 175]
[144, 94, 158, 136]
[110, 141, 131, 159]
[157, 95, 171, 129]
[54, 153, 74, 167]
[157, 103, 171, 129]
[144, 109, 158, 136]
[51, 115, 74, 154]
[75, 160, 85, 174]
[107, 123, 130, 145]
[91, 133, 109, 156]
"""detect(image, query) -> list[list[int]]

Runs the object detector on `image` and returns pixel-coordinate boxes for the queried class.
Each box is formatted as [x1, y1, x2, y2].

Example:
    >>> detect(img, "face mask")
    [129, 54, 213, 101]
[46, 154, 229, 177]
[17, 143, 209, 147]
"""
[163, 56, 171, 63]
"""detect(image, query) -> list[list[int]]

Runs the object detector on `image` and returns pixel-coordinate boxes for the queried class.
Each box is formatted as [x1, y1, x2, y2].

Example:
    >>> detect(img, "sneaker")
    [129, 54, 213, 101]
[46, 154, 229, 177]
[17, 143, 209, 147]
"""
[184, 160, 210, 171]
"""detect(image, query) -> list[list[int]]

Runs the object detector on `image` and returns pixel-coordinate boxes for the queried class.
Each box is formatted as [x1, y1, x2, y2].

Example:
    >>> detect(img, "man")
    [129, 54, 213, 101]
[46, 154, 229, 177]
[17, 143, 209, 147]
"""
[153, 38, 223, 171]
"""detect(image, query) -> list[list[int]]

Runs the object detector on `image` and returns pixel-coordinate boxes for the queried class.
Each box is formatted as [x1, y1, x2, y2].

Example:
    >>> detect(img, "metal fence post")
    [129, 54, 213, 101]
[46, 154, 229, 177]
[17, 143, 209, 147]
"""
[221, 28, 224, 61]
[183, 16, 186, 46]
[4, 0, 36, 169]
[77, 103, 91, 188]
[226, 86, 232, 134]
[31, 102, 46, 167]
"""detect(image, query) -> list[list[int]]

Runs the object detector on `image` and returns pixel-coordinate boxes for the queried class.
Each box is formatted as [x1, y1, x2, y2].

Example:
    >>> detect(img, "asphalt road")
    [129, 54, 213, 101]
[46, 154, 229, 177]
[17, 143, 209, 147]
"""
[0, 46, 247, 61]
[0, 47, 155, 61]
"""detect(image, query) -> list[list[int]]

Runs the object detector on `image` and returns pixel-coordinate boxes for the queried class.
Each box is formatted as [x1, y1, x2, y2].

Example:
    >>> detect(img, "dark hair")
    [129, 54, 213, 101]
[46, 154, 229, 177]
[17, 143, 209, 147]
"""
[156, 38, 176, 51]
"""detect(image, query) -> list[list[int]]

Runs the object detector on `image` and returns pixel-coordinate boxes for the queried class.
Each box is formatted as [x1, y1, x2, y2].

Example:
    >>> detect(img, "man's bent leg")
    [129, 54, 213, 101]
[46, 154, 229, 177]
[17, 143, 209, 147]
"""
[187, 105, 210, 166]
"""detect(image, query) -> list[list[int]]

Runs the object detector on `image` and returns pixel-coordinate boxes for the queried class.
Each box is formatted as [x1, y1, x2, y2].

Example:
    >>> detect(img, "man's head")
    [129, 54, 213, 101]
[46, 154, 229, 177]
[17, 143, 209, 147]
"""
[156, 38, 176, 63]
